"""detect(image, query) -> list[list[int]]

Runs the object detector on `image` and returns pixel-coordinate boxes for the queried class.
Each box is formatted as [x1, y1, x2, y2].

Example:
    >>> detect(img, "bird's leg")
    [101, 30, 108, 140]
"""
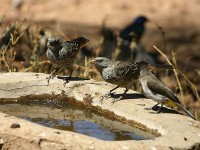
[111, 88, 129, 105]
[152, 103, 159, 110]
[47, 69, 58, 84]
[156, 103, 164, 113]
[63, 70, 73, 86]
[100, 85, 119, 104]
[145, 103, 159, 110]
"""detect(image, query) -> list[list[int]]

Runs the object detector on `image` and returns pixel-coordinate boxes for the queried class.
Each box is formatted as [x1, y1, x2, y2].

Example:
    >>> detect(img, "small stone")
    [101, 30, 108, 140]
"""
[10, 123, 20, 128]
[184, 137, 187, 141]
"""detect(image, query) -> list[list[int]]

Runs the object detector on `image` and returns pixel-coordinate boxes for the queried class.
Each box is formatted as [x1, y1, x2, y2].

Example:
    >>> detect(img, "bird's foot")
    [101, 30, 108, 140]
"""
[46, 76, 50, 84]
[152, 103, 159, 110]
[46, 74, 56, 84]
[148, 107, 162, 114]
[156, 104, 163, 113]
[156, 108, 162, 114]
[100, 92, 115, 104]
[145, 106, 158, 111]
[63, 77, 71, 87]
[110, 96, 123, 105]
[156, 111, 161, 114]
[145, 103, 159, 111]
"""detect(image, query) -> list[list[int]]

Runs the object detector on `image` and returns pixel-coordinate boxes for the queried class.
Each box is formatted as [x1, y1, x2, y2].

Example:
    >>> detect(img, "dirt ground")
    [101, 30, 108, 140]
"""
[0, 0, 200, 100]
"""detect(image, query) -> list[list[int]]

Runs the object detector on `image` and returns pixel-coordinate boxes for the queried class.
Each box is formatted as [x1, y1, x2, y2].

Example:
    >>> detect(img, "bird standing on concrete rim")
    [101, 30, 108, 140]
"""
[137, 61, 196, 120]
[89, 57, 173, 104]
[46, 36, 89, 85]
[90, 57, 140, 103]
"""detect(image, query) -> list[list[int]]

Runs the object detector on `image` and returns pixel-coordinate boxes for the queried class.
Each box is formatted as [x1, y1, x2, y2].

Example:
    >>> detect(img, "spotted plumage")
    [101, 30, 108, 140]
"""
[90, 57, 140, 103]
[46, 36, 89, 84]
[90, 58, 175, 104]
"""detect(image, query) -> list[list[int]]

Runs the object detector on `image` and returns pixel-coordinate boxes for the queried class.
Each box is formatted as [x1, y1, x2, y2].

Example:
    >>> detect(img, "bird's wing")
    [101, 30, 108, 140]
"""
[120, 24, 136, 40]
[120, 23, 144, 41]
[62, 41, 75, 48]
[59, 41, 78, 55]
[114, 61, 137, 78]
[146, 76, 181, 104]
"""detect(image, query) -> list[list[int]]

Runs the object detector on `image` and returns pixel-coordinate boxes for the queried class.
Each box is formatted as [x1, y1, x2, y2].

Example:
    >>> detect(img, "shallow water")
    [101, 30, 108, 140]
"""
[0, 99, 155, 141]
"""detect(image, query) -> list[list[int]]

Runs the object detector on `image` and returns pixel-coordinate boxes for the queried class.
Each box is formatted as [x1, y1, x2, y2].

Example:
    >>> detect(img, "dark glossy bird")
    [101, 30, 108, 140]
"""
[120, 16, 148, 43]
[137, 61, 196, 120]
[117, 16, 148, 61]
[46, 36, 89, 85]
[0, 25, 17, 50]
[90, 57, 172, 104]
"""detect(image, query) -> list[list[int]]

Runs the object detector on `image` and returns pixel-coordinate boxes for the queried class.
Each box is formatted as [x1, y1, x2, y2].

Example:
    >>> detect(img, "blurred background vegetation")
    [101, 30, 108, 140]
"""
[0, 0, 199, 118]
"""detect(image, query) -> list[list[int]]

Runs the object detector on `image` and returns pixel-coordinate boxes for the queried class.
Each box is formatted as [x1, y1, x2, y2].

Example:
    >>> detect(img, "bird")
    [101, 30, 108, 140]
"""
[90, 57, 140, 103]
[89, 57, 172, 104]
[0, 25, 17, 50]
[46, 36, 89, 85]
[117, 16, 148, 61]
[137, 61, 196, 120]
[120, 16, 148, 43]
[99, 19, 117, 59]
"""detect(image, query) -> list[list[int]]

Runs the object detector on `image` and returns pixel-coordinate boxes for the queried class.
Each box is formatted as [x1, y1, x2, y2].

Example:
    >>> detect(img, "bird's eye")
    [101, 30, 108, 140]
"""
[98, 59, 103, 63]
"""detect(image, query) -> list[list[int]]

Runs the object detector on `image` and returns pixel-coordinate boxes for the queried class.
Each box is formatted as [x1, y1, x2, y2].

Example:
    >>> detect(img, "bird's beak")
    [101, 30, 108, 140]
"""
[89, 59, 95, 64]
[150, 64, 174, 71]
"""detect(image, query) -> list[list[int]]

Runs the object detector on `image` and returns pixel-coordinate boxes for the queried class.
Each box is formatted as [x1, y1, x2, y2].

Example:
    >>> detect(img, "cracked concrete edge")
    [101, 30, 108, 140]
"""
[0, 72, 200, 150]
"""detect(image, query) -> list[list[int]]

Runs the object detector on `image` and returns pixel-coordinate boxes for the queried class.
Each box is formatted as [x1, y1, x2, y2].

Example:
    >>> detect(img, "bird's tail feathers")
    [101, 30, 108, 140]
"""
[176, 102, 196, 120]
[152, 64, 174, 70]
[71, 37, 89, 48]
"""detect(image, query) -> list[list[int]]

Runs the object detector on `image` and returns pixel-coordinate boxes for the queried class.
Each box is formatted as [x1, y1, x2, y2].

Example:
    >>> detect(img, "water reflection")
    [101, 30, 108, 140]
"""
[0, 100, 155, 141]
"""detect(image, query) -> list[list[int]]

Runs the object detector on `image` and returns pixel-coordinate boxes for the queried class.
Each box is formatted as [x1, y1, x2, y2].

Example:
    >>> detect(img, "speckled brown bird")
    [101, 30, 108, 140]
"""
[46, 36, 89, 85]
[90, 57, 141, 103]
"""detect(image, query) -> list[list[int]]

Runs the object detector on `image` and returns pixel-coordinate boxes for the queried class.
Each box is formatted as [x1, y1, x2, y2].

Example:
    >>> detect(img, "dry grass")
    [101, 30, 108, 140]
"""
[153, 45, 200, 107]
[0, 18, 26, 72]
[0, 15, 199, 118]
